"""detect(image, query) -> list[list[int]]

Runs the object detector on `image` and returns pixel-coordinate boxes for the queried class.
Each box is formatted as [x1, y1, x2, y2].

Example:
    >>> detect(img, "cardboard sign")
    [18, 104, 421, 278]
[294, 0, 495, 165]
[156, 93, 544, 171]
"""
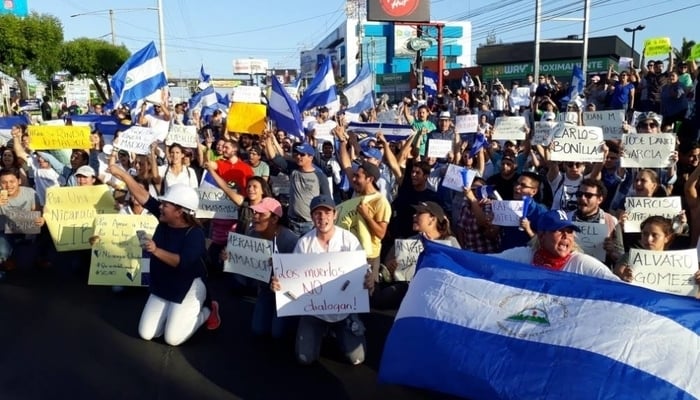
[629, 248, 698, 297]
[148, 117, 170, 142]
[426, 138, 453, 158]
[618, 57, 633, 70]
[555, 112, 579, 124]
[165, 125, 199, 148]
[582, 110, 626, 140]
[4, 209, 41, 234]
[232, 86, 262, 104]
[455, 114, 478, 133]
[531, 121, 557, 146]
[226, 103, 266, 135]
[623, 196, 682, 233]
[87, 214, 158, 287]
[549, 125, 604, 162]
[510, 87, 532, 108]
[196, 188, 239, 220]
[43, 185, 117, 252]
[116, 126, 157, 155]
[492, 116, 527, 141]
[394, 239, 423, 282]
[273, 251, 370, 317]
[644, 37, 672, 57]
[442, 163, 476, 192]
[223, 232, 273, 282]
[573, 222, 608, 261]
[28, 125, 91, 150]
[491, 200, 524, 227]
[620, 133, 676, 168]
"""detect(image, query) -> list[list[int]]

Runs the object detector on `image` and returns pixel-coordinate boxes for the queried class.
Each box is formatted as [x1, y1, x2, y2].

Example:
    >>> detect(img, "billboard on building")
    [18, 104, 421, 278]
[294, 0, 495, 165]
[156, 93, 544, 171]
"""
[233, 59, 269, 75]
[367, 0, 430, 23]
[394, 25, 418, 58]
[299, 49, 340, 79]
[0, 0, 28, 17]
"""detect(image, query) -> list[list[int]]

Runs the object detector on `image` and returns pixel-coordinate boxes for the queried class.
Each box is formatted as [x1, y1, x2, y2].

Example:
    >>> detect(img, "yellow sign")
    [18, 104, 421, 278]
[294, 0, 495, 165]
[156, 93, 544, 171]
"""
[28, 125, 92, 150]
[88, 214, 159, 286]
[226, 103, 267, 135]
[43, 185, 117, 252]
[644, 37, 672, 57]
[691, 43, 700, 61]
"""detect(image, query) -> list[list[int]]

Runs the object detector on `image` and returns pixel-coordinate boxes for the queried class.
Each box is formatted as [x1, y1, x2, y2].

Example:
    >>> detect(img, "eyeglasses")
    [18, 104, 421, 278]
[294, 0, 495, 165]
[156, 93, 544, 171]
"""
[576, 191, 599, 199]
[515, 182, 536, 189]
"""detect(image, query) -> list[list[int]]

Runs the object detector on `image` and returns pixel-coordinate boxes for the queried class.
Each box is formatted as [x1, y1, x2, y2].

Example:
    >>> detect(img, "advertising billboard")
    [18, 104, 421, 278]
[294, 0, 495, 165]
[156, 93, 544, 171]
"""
[0, 0, 28, 17]
[367, 0, 430, 23]
[233, 59, 269, 75]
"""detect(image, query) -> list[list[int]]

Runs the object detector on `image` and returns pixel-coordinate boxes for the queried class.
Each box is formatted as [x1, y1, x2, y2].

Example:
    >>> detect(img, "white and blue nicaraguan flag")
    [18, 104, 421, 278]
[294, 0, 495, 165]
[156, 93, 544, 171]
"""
[110, 42, 168, 109]
[379, 240, 700, 400]
[198, 64, 211, 89]
[423, 69, 438, 97]
[346, 121, 413, 142]
[297, 55, 339, 113]
[566, 64, 585, 105]
[188, 85, 218, 111]
[344, 64, 375, 122]
[269, 74, 304, 139]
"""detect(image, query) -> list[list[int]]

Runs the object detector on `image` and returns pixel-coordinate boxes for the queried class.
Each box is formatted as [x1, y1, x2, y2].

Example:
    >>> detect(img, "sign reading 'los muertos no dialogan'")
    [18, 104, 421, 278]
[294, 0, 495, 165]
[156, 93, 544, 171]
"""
[367, 0, 430, 23]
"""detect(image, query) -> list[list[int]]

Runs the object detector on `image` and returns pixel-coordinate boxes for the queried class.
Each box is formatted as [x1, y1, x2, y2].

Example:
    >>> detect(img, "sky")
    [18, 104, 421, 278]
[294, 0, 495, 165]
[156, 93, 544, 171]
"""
[27, 0, 700, 80]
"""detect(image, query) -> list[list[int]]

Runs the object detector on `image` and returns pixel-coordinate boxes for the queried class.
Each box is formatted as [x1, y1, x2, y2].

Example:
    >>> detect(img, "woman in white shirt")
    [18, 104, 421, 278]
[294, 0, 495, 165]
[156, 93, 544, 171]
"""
[154, 143, 198, 194]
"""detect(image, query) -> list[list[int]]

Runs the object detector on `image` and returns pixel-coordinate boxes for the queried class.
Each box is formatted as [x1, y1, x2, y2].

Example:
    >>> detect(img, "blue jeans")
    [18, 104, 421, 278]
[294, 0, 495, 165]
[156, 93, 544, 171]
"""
[295, 315, 366, 365]
[288, 219, 314, 237]
[251, 284, 295, 339]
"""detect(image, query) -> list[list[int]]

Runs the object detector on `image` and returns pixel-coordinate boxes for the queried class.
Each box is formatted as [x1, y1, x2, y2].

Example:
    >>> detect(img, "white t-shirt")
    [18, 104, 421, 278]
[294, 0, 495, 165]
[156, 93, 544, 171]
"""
[157, 164, 198, 192]
[31, 156, 60, 206]
[549, 172, 585, 211]
[491, 246, 619, 281]
[294, 226, 363, 323]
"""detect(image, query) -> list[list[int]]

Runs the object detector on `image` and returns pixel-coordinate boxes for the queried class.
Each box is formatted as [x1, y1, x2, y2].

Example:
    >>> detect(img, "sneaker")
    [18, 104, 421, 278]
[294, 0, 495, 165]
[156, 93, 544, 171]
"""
[206, 300, 221, 330]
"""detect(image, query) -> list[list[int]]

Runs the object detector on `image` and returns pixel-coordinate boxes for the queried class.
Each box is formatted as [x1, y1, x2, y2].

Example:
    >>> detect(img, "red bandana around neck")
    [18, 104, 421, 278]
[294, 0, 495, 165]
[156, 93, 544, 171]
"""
[532, 248, 572, 271]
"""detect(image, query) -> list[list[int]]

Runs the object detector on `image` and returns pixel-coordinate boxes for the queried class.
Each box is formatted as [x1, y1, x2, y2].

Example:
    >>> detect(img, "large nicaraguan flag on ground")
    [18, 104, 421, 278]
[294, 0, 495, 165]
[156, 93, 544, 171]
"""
[379, 240, 700, 400]
[110, 42, 168, 109]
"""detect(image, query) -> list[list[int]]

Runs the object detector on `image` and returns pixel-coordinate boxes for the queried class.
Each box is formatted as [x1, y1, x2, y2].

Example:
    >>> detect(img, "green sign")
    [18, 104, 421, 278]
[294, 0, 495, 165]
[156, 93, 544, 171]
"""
[377, 73, 410, 86]
[483, 58, 614, 80]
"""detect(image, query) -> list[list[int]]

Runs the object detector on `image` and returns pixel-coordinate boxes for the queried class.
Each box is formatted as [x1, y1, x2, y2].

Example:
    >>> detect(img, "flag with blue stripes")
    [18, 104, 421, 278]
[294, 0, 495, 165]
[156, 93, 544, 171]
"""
[269, 75, 305, 139]
[189, 85, 218, 111]
[379, 239, 700, 400]
[423, 70, 438, 97]
[198, 65, 211, 90]
[567, 65, 585, 104]
[344, 64, 375, 116]
[346, 122, 414, 142]
[297, 55, 339, 113]
[110, 42, 167, 109]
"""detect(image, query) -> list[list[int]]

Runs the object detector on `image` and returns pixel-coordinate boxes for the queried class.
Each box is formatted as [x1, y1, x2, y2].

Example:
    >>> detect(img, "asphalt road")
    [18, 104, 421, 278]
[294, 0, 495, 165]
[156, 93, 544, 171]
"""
[0, 245, 454, 400]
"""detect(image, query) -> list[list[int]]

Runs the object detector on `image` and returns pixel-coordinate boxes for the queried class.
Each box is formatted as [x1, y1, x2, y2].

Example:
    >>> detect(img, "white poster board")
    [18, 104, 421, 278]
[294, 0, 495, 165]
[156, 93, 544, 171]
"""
[165, 125, 199, 148]
[492, 116, 527, 141]
[573, 222, 608, 261]
[623, 196, 682, 233]
[426, 139, 453, 158]
[273, 251, 370, 317]
[117, 126, 157, 155]
[232, 85, 262, 104]
[491, 200, 524, 227]
[555, 112, 579, 124]
[455, 114, 478, 133]
[394, 239, 423, 282]
[441, 164, 476, 192]
[549, 125, 604, 162]
[510, 87, 532, 108]
[620, 133, 676, 168]
[582, 110, 627, 141]
[531, 121, 557, 146]
[196, 188, 239, 219]
[149, 117, 170, 142]
[224, 232, 273, 282]
[4, 209, 41, 234]
[629, 248, 698, 297]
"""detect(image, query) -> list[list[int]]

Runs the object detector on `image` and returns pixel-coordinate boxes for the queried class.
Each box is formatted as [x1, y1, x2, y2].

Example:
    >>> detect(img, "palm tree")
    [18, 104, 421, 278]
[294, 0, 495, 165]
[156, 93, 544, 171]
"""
[673, 37, 696, 63]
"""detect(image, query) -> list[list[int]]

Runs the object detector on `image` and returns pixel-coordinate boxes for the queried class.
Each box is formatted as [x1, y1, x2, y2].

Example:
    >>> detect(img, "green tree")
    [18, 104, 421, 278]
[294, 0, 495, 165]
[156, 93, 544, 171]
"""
[62, 38, 131, 102]
[673, 37, 697, 63]
[0, 12, 64, 100]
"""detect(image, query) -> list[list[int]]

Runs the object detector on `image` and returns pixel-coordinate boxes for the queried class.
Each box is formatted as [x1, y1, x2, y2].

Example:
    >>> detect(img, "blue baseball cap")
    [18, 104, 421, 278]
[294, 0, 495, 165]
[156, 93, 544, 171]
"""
[536, 210, 581, 233]
[310, 194, 336, 212]
[361, 147, 382, 161]
[293, 143, 315, 156]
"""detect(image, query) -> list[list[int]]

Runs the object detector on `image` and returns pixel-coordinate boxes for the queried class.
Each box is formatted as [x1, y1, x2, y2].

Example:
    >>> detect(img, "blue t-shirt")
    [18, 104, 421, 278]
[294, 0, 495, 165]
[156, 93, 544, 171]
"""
[145, 196, 207, 303]
[610, 82, 633, 110]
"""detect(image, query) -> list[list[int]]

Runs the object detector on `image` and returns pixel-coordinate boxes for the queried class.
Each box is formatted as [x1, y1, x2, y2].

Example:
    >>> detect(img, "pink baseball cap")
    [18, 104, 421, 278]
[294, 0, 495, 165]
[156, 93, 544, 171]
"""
[249, 197, 283, 217]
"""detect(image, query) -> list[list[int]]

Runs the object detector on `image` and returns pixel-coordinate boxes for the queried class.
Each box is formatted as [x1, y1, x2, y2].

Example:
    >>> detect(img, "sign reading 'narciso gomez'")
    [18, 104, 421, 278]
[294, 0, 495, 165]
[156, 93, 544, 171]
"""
[367, 0, 431, 23]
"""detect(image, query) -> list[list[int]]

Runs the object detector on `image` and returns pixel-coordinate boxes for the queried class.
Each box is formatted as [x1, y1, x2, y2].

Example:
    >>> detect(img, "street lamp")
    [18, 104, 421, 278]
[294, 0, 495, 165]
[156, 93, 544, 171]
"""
[623, 24, 645, 64]
[70, 4, 166, 72]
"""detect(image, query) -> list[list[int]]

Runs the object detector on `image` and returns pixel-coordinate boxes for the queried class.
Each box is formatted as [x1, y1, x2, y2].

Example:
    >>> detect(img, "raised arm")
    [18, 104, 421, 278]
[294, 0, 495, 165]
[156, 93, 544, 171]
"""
[203, 163, 245, 205]
[107, 152, 150, 206]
